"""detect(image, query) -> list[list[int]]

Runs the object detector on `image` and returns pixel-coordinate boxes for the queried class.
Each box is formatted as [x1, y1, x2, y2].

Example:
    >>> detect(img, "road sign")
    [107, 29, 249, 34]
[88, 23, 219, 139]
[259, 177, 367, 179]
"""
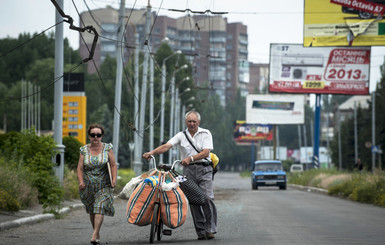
[371, 145, 379, 153]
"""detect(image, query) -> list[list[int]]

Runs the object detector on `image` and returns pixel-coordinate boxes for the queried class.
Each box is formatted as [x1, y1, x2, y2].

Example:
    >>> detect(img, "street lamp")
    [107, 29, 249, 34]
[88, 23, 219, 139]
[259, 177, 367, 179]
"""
[159, 50, 181, 164]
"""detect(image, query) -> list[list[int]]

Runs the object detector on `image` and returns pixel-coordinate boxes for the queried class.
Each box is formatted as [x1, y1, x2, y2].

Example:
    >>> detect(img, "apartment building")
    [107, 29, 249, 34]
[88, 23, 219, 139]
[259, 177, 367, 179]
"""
[79, 7, 254, 105]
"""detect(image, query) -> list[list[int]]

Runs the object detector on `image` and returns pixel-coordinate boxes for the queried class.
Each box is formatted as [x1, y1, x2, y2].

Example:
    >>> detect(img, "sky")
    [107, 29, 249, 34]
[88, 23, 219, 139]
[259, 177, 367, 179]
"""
[1, 0, 385, 93]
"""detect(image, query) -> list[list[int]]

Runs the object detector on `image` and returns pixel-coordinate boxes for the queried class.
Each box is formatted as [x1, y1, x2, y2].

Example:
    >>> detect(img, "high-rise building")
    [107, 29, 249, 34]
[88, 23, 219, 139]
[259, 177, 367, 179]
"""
[79, 7, 254, 105]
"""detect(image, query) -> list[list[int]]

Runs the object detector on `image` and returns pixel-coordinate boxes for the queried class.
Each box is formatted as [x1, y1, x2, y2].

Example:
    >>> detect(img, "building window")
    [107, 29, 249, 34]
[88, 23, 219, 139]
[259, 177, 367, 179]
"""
[226, 44, 232, 50]
[101, 23, 117, 32]
[69, 132, 78, 137]
[68, 124, 79, 129]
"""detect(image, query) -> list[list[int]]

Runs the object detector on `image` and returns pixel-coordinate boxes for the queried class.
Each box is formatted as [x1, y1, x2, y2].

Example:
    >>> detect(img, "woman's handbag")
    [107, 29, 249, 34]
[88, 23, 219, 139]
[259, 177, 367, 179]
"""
[159, 172, 188, 229]
[171, 169, 206, 206]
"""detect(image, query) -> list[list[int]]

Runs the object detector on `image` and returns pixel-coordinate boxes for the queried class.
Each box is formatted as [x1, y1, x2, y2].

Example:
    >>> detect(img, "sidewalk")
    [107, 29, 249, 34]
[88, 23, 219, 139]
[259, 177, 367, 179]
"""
[0, 199, 84, 231]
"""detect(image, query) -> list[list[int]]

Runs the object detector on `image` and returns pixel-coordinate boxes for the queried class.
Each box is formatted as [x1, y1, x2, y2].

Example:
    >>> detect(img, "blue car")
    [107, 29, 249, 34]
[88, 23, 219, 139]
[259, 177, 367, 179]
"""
[251, 160, 287, 190]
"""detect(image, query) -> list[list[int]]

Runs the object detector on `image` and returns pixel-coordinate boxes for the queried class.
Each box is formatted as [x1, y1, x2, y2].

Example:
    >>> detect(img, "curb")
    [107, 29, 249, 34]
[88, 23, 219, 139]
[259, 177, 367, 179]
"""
[0, 203, 84, 231]
[289, 184, 329, 195]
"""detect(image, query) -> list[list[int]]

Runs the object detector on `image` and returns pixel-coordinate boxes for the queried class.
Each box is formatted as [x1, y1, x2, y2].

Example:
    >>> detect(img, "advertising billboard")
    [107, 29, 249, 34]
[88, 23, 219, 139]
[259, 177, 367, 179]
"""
[234, 120, 273, 145]
[269, 44, 371, 94]
[246, 94, 305, 125]
[304, 0, 385, 47]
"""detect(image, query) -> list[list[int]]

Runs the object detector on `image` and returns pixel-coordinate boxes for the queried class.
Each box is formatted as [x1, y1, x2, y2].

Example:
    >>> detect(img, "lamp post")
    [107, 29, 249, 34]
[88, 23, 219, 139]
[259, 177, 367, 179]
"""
[159, 50, 181, 164]
[169, 64, 188, 163]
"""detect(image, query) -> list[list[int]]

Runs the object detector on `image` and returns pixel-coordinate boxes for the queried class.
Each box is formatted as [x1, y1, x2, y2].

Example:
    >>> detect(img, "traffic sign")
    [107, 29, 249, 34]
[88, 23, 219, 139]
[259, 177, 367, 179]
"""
[371, 145, 379, 153]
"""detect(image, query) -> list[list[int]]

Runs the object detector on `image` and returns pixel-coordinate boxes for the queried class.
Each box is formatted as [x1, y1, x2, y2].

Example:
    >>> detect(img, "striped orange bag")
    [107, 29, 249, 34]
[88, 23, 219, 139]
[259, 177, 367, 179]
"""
[159, 172, 188, 229]
[126, 171, 160, 226]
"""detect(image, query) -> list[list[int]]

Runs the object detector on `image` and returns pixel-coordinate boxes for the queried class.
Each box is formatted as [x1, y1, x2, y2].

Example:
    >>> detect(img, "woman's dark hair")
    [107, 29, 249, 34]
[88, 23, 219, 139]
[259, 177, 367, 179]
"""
[87, 124, 104, 135]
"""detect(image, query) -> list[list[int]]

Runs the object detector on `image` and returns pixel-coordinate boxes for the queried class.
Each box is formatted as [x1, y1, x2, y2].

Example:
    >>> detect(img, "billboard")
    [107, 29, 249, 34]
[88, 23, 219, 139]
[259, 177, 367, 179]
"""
[269, 44, 371, 94]
[304, 0, 385, 46]
[246, 94, 305, 125]
[234, 120, 273, 145]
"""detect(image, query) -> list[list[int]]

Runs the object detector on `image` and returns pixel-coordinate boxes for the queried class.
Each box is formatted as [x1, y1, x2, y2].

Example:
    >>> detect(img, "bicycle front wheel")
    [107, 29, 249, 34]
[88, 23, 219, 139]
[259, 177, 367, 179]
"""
[157, 217, 163, 241]
[150, 203, 159, 244]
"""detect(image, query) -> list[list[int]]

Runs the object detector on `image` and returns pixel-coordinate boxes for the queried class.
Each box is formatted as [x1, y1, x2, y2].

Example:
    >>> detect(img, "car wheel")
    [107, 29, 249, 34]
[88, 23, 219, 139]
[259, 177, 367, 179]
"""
[252, 181, 258, 190]
[279, 184, 287, 190]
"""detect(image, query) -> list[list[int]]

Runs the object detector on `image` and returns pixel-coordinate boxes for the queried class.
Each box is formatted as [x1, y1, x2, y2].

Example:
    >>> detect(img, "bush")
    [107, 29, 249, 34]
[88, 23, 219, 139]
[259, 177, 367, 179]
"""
[0, 189, 20, 212]
[0, 129, 64, 213]
[63, 166, 80, 200]
[0, 157, 38, 211]
[63, 136, 83, 170]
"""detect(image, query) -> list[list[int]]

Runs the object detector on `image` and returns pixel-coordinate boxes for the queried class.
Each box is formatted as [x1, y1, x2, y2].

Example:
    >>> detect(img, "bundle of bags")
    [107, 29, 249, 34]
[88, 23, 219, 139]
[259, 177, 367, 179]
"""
[120, 169, 188, 229]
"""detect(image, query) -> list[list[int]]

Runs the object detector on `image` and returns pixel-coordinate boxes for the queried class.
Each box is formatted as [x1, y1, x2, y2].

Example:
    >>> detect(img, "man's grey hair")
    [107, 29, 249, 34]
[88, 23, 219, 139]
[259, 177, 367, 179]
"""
[185, 110, 201, 121]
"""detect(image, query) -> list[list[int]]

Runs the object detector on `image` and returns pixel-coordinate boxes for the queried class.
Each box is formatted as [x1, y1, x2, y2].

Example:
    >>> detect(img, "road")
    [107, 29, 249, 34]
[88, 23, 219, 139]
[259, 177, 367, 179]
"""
[1, 172, 385, 245]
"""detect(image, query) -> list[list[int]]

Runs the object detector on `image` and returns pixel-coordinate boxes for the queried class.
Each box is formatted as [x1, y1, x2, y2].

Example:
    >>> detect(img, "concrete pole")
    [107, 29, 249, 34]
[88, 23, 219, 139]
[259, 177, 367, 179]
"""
[149, 59, 154, 151]
[134, 3, 151, 175]
[159, 51, 181, 164]
[303, 124, 307, 162]
[21, 80, 24, 131]
[53, 0, 65, 185]
[337, 106, 342, 171]
[112, 0, 126, 168]
[372, 92, 376, 172]
[168, 75, 175, 164]
[159, 63, 166, 164]
[354, 101, 358, 165]
[173, 87, 179, 162]
[133, 34, 139, 170]
[168, 65, 187, 163]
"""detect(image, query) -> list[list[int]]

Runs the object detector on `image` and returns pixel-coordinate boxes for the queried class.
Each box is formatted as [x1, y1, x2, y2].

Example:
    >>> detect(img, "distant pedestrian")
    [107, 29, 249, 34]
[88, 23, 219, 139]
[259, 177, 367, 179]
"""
[354, 158, 363, 172]
[77, 124, 117, 244]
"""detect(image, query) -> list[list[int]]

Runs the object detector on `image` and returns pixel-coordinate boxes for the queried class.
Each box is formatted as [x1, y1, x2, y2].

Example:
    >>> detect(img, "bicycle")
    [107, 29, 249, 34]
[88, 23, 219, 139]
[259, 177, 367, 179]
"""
[148, 156, 184, 243]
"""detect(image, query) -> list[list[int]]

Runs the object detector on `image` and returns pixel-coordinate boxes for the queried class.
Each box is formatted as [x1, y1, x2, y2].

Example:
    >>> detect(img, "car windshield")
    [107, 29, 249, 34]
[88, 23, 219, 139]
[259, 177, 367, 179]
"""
[255, 163, 282, 171]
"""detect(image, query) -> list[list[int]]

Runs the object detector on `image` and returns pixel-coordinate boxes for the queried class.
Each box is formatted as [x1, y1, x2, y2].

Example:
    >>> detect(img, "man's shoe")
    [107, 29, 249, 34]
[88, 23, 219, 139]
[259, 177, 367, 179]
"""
[197, 234, 206, 240]
[206, 232, 215, 240]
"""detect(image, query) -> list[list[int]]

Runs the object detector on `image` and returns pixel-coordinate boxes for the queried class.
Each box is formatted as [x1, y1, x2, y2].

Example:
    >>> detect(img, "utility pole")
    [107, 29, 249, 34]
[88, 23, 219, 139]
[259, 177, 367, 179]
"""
[53, 0, 65, 185]
[149, 59, 154, 151]
[134, 2, 151, 175]
[372, 91, 376, 172]
[159, 51, 181, 164]
[133, 33, 139, 172]
[354, 101, 358, 164]
[112, 0, 126, 168]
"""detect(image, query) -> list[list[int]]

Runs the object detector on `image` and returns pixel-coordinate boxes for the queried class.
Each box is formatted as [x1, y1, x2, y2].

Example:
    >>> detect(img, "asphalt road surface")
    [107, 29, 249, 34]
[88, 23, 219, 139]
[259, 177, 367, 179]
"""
[1, 172, 385, 245]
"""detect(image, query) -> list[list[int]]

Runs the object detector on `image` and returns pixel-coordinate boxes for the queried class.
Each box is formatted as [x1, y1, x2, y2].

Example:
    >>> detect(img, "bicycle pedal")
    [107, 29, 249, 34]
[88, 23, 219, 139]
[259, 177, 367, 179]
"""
[163, 229, 172, 236]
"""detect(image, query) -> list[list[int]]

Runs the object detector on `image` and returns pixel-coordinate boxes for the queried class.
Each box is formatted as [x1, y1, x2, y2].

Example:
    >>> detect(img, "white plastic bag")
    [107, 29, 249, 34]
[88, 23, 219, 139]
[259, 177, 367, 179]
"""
[118, 176, 143, 199]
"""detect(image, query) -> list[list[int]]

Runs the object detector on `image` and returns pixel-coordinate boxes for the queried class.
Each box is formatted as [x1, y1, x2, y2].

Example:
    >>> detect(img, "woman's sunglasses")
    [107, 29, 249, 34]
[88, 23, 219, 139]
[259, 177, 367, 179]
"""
[90, 133, 102, 138]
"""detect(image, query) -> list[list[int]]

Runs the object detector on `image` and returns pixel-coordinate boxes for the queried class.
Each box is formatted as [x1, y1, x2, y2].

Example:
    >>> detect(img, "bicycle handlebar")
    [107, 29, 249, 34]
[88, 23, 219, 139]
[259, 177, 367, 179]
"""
[148, 155, 181, 172]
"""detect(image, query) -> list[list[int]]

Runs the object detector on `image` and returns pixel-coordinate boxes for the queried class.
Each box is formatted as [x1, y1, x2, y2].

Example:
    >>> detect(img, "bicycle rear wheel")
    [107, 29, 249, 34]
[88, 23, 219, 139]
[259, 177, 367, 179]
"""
[150, 203, 159, 243]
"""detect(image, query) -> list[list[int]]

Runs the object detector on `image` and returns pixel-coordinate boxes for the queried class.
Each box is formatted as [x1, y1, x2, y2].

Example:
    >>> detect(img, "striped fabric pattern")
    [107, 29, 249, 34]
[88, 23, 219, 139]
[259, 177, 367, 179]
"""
[79, 143, 115, 216]
[160, 186, 188, 229]
[126, 182, 157, 226]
